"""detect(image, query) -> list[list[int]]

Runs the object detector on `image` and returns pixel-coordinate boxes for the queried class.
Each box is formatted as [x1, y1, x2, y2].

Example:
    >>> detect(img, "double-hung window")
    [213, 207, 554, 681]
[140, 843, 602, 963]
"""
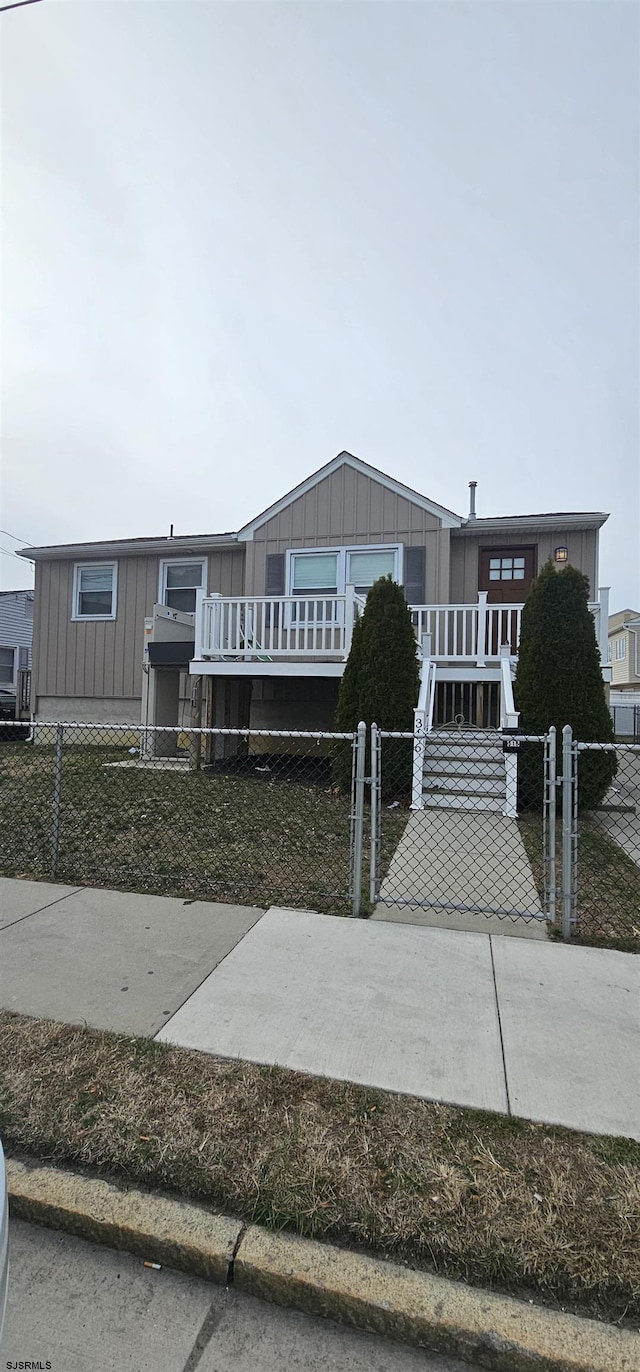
[287, 545, 400, 621]
[0, 647, 15, 687]
[346, 548, 397, 593]
[290, 553, 339, 622]
[73, 563, 117, 620]
[159, 559, 207, 614]
[615, 638, 627, 661]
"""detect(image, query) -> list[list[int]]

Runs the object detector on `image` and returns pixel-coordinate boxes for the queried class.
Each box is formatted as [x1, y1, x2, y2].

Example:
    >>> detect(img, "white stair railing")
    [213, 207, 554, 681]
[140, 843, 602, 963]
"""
[412, 646, 437, 810]
[500, 644, 519, 817]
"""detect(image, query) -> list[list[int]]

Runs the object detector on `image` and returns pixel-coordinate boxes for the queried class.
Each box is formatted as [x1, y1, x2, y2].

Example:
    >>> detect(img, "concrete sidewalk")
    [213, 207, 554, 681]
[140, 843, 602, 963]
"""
[1, 878, 638, 1140]
[0, 877, 262, 1036]
[157, 907, 640, 1139]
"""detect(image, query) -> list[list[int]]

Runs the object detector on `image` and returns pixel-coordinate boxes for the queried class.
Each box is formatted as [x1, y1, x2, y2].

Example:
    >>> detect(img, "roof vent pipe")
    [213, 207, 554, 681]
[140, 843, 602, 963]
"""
[468, 481, 477, 520]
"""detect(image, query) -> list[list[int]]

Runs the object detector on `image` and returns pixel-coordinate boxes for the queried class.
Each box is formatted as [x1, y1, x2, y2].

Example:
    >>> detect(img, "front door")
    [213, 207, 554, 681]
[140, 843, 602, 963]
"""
[479, 546, 537, 655]
[478, 546, 537, 603]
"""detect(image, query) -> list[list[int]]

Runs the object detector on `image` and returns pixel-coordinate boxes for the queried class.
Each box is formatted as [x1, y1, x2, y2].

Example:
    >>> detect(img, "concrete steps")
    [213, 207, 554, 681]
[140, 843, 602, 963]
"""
[421, 729, 507, 813]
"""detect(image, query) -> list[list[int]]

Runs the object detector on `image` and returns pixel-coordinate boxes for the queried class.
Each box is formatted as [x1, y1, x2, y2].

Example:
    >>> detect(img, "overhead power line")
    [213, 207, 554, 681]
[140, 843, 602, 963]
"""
[0, 528, 31, 545]
[0, 0, 44, 12]
[0, 546, 33, 563]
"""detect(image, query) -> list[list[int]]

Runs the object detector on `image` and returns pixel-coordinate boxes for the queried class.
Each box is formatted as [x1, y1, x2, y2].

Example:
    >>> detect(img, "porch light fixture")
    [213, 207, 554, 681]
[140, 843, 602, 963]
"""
[554, 546, 568, 563]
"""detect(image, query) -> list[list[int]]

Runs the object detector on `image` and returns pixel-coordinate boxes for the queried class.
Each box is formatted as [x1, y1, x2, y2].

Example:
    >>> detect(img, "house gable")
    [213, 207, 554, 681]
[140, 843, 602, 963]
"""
[238, 452, 462, 540]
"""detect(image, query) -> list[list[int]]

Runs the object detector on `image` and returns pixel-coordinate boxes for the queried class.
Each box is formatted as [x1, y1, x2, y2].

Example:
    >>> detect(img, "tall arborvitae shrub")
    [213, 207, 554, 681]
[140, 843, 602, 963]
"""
[334, 577, 420, 795]
[514, 561, 616, 809]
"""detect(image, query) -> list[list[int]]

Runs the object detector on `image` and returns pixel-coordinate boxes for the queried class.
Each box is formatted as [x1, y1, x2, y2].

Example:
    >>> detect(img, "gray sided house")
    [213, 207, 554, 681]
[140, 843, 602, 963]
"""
[21, 453, 610, 783]
[0, 588, 34, 715]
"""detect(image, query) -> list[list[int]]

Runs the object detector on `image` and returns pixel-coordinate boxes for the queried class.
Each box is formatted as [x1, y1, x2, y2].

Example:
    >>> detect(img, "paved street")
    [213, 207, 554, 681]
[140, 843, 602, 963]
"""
[2, 1220, 475, 1372]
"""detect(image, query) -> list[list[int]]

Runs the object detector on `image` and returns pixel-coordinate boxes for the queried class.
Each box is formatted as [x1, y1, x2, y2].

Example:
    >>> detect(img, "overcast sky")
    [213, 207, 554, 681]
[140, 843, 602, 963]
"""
[2, 0, 638, 608]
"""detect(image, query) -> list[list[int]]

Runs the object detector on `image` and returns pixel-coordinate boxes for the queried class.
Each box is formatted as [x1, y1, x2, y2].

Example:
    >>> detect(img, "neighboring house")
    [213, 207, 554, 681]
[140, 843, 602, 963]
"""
[608, 609, 640, 691]
[19, 451, 610, 794]
[0, 589, 34, 712]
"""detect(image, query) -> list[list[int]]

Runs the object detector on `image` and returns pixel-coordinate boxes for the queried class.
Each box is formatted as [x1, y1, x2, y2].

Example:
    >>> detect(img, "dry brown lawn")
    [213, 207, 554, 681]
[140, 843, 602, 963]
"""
[1, 1011, 638, 1327]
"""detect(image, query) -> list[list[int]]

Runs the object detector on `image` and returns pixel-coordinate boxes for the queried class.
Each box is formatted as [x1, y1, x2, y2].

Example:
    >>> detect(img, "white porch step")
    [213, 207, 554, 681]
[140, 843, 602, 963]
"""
[421, 793, 505, 812]
[423, 774, 505, 796]
[423, 746, 503, 764]
[431, 729, 500, 742]
[422, 757, 504, 778]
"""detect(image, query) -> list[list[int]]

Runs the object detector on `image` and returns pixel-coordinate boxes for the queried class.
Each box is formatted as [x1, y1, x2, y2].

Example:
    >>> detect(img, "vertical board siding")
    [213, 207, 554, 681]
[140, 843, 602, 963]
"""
[250, 468, 446, 598]
[449, 529, 598, 603]
[33, 546, 245, 702]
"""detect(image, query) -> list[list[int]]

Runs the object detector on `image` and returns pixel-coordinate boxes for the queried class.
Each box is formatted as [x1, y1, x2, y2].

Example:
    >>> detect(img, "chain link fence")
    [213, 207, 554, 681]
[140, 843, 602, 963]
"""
[1, 720, 638, 947]
[0, 721, 361, 916]
[571, 741, 640, 950]
[370, 725, 552, 928]
[368, 725, 639, 950]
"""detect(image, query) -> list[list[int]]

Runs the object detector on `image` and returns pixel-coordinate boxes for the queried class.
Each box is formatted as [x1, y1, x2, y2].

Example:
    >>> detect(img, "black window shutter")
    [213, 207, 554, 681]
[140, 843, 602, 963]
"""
[265, 553, 285, 596]
[403, 546, 426, 605]
[265, 552, 285, 629]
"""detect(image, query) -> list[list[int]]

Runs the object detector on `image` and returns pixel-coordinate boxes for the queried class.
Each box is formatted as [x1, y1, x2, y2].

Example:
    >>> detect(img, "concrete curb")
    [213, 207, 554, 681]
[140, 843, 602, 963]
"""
[7, 1158, 639, 1372]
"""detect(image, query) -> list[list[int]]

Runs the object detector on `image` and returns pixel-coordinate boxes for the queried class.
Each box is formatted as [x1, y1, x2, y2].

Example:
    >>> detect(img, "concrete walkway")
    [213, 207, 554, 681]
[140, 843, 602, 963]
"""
[157, 907, 639, 1140]
[374, 810, 546, 937]
[1, 879, 638, 1140]
[0, 877, 261, 1036]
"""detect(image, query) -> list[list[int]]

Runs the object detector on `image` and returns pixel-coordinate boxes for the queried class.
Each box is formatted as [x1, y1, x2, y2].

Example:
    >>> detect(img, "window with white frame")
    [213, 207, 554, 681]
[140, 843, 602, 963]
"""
[0, 646, 15, 686]
[346, 548, 397, 593]
[615, 637, 627, 661]
[159, 559, 206, 614]
[287, 546, 400, 621]
[608, 641, 612, 662]
[73, 563, 117, 620]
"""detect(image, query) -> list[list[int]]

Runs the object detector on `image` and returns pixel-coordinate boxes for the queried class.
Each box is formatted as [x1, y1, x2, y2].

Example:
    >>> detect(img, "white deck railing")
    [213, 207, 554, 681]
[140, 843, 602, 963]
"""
[195, 588, 367, 660]
[195, 590, 606, 666]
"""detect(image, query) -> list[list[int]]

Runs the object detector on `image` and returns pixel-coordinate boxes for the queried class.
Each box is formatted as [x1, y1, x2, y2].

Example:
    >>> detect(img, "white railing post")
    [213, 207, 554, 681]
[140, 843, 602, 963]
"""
[412, 711, 425, 811]
[499, 644, 520, 730]
[476, 591, 488, 667]
[412, 649, 432, 811]
[500, 645, 519, 818]
[344, 584, 356, 659]
[194, 588, 206, 660]
[598, 586, 610, 665]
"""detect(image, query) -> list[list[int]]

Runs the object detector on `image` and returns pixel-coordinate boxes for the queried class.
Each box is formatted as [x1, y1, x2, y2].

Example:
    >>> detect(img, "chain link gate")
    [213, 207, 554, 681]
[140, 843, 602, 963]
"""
[368, 723, 559, 929]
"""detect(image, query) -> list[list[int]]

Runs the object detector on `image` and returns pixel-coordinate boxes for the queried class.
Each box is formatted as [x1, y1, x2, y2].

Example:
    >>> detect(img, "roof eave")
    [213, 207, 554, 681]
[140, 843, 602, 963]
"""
[18, 534, 241, 561]
[454, 512, 609, 534]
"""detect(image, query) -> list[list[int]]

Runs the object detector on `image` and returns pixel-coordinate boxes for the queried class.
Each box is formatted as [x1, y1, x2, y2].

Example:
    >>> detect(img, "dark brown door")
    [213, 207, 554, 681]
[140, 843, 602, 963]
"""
[479, 546, 537, 655]
[478, 546, 537, 603]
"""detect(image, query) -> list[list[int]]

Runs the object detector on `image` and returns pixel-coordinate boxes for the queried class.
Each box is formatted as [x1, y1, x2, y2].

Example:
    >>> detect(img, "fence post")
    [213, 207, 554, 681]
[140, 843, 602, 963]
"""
[51, 722, 64, 879]
[351, 721, 367, 917]
[546, 727, 557, 924]
[561, 724, 574, 940]
[369, 723, 379, 904]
